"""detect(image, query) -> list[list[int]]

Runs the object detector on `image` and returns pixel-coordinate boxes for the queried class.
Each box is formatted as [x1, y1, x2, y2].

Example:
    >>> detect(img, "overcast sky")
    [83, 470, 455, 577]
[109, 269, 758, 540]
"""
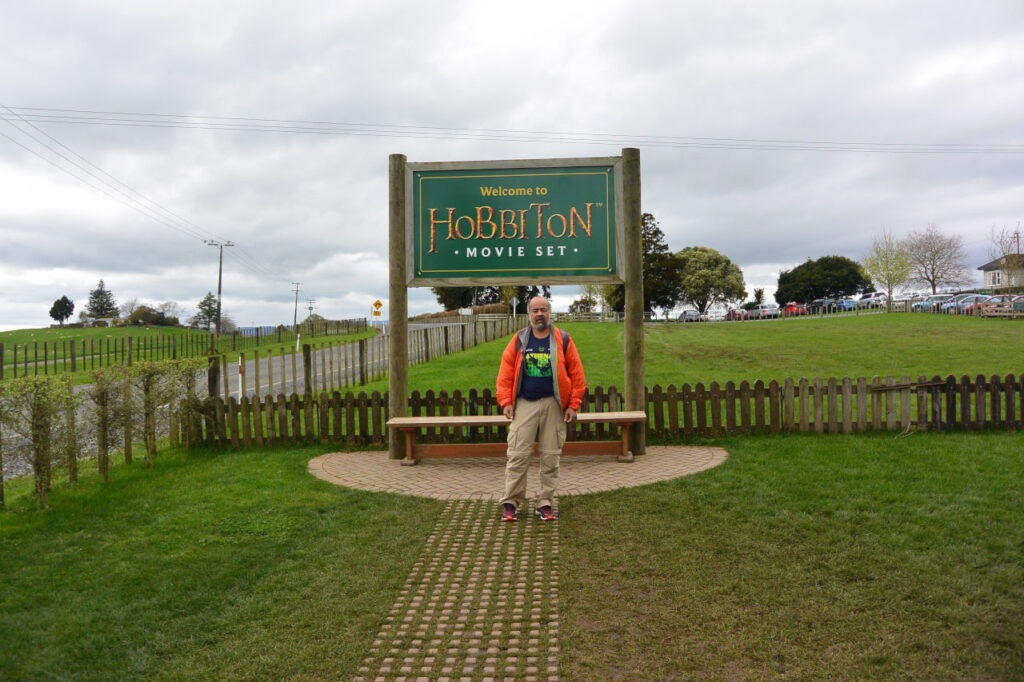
[2, 0, 1022, 331]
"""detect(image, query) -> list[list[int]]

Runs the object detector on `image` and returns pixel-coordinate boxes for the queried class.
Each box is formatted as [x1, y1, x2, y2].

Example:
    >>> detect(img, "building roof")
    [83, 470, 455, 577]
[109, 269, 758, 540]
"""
[977, 254, 1024, 271]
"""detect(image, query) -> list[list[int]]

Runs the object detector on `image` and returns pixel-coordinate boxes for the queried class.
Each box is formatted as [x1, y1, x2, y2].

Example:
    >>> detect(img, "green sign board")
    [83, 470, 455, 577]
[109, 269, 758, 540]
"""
[406, 157, 623, 286]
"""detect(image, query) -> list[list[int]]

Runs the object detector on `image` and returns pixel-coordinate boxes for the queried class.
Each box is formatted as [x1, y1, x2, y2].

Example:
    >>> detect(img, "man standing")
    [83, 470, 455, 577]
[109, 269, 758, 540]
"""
[496, 296, 586, 521]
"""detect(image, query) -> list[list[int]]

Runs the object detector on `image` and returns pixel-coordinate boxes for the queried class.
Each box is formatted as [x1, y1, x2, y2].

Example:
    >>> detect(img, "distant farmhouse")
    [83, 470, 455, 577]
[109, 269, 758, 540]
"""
[977, 254, 1024, 290]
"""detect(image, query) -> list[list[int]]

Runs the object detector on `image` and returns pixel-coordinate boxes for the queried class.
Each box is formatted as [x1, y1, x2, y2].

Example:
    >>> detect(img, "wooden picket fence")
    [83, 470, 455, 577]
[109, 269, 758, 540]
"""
[171, 373, 1023, 450]
[0, 318, 366, 381]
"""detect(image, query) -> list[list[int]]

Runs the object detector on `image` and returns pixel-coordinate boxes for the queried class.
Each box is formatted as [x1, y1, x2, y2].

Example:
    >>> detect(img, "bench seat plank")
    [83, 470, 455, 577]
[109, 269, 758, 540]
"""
[386, 410, 647, 429]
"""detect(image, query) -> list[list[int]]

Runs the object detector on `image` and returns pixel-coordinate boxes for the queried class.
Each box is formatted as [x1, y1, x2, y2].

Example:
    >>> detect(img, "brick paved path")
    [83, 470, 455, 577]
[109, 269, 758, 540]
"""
[316, 446, 726, 681]
[354, 499, 560, 682]
[309, 445, 727, 501]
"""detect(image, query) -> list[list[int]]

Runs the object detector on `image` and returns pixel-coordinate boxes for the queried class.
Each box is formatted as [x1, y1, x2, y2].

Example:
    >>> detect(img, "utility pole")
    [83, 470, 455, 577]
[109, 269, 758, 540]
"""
[291, 282, 302, 329]
[205, 240, 234, 335]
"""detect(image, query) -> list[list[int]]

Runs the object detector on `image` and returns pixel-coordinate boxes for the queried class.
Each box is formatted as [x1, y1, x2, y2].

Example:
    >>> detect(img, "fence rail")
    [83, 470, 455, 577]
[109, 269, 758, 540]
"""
[0, 319, 367, 381]
[174, 373, 1022, 450]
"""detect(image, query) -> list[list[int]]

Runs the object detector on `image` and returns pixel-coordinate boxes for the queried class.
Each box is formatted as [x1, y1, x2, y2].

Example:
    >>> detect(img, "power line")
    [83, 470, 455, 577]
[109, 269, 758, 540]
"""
[3, 106, 1023, 154]
[0, 102, 291, 283]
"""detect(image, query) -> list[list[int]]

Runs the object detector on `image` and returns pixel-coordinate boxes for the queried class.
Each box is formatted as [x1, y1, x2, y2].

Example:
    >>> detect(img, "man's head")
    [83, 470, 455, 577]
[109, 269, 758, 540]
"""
[528, 296, 551, 331]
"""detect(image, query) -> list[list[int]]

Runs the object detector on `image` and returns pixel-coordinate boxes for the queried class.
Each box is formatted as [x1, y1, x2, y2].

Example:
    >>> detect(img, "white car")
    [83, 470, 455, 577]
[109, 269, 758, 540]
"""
[751, 303, 780, 319]
[856, 292, 888, 309]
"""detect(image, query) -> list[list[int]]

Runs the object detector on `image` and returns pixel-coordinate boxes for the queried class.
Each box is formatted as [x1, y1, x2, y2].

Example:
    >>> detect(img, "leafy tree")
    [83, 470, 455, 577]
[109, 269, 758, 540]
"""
[432, 286, 476, 311]
[49, 296, 75, 326]
[86, 366, 127, 483]
[158, 301, 184, 327]
[128, 305, 169, 326]
[775, 256, 872, 303]
[605, 213, 681, 313]
[752, 288, 765, 305]
[193, 292, 219, 331]
[432, 285, 551, 312]
[862, 230, 912, 310]
[674, 246, 746, 314]
[85, 279, 119, 318]
[0, 376, 73, 508]
[905, 224, 970, 294]
[568, 296, 597, 313]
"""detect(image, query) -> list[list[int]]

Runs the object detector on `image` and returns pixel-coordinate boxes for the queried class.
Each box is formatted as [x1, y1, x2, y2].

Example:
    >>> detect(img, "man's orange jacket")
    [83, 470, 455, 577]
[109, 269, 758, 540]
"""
[496, 326, 586, 411]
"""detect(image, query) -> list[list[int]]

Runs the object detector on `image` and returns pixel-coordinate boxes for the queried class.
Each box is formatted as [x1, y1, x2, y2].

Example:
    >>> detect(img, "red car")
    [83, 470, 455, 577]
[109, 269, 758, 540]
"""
[726, 308, 749, 321]
[783, 302, 808, 316]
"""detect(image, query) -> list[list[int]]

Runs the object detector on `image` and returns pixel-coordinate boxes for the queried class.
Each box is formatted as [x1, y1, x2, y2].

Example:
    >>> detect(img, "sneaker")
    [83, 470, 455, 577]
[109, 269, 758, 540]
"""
[501, 503, 518, 522]
[536, 505, 556, 521]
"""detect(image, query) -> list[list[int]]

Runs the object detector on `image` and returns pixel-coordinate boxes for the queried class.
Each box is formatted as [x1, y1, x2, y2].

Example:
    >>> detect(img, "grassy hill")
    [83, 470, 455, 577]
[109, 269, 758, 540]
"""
[363, 313, 1024, 395]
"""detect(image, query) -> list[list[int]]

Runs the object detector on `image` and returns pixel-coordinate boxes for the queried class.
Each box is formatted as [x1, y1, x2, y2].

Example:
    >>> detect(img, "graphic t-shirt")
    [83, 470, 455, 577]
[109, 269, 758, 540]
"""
[519, 332, 554, 400]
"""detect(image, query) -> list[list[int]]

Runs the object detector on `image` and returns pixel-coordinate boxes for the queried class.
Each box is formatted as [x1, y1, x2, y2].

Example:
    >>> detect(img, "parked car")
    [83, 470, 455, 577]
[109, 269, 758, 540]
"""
[938, 294, 977, 314]
[893, 291, 925, 303]
[969, 295, 1013, 314]
[856, 292, 888, 309]
[679, 309, 701, 322]
[783, 302, 807, 316]
[752, 303, 780, 319]
[806, 298, 825, 314]
[706, 308, 727, 322]
[836, 297, 857, 311]
[912, 294, 952, 312]
[726, 308, 749, 321]
[943, 293, 989, 314]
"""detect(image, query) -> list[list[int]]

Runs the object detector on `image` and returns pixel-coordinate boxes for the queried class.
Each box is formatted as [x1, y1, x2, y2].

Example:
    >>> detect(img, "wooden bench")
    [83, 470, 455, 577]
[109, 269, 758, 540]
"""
[386, 411, 647, 465]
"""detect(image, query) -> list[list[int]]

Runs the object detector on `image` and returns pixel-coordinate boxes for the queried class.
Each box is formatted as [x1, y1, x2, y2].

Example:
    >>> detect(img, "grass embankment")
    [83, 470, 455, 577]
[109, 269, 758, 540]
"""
[362, 313, 1024, 394]
[0, 445, 442, 680]
[0, 325, 377, 385]
[561, 431, 1024, 680]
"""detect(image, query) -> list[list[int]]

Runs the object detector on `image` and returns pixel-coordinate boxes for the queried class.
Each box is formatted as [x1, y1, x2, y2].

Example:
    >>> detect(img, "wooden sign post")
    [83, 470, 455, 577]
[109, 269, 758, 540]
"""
[388, 149, 644, 458]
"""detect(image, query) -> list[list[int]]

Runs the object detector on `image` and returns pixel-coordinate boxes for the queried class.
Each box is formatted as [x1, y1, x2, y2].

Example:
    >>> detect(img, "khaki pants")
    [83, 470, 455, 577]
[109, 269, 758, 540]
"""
[501, 397, 566, 510]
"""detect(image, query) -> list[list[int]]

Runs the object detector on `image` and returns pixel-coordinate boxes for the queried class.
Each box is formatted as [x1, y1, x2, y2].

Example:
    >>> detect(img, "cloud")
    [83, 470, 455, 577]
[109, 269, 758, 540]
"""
[1, 0, 1022, 331]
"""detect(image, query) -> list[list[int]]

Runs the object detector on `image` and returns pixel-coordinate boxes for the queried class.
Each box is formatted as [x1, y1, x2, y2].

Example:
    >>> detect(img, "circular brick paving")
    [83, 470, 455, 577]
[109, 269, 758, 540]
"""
[308, 445, 728, 501]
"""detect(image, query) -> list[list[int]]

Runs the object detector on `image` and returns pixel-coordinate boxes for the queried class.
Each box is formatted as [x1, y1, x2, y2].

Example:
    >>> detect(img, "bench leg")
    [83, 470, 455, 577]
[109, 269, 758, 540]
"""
[400, 429, 418, 466]
[617, 424, 634, 462]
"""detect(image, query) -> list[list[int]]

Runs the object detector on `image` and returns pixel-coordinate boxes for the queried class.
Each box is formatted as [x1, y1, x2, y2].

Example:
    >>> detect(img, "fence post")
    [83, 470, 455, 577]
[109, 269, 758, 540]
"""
[208, 356, 220, 397]
[0, 343, 4, 380]
[126, 336, 133, 367]
[359, 339, 368, 385]
[302, 344, 312, 394]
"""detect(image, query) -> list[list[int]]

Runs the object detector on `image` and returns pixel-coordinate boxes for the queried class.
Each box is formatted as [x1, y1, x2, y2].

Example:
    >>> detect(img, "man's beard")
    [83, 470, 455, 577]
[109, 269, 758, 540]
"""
[531, 318, 549, 330]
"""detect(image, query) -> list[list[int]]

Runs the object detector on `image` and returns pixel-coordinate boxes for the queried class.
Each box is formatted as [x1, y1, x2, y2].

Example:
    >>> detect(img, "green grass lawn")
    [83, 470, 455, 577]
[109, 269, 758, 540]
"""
[1, 314, 1022, 679]
[362, 313, 1024, 395]
[1, 432, 1021, 679]
[0, 445, 442, 680]
[561, 431, 1024, 680]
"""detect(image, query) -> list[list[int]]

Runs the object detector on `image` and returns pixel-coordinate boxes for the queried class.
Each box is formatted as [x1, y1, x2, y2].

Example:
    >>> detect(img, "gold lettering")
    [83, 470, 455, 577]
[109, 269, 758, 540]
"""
[476, 206, 497, 239]
[518, 209, 529, 239]
[546, 213, 568, 238]
[569, 204, 594, 238]
[530, 203, 550, 238]
[429, 207, 455, 253]
[454, 215, 475, 240]
[499, 209, 518, 239]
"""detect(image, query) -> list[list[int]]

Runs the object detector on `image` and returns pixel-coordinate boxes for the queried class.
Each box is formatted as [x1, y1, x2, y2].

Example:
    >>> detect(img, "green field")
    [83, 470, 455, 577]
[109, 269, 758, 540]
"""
[0, 324, 377, 385]
[1, 314, 1022, 679]
[364, 313, 1024, 395]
